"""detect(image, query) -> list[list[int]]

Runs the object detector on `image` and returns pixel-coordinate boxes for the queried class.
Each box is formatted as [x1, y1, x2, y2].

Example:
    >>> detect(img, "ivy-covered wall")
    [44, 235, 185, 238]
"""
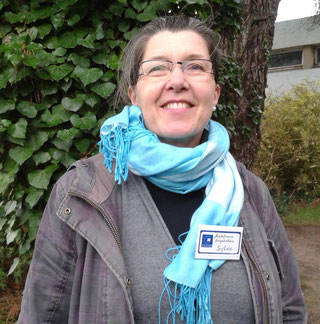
[0, 0, 242, 273]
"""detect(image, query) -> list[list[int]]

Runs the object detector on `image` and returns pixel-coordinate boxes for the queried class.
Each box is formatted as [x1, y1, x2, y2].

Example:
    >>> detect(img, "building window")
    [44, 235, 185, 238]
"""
[317, 48, 320, 64]
[269, 51, 303, 68]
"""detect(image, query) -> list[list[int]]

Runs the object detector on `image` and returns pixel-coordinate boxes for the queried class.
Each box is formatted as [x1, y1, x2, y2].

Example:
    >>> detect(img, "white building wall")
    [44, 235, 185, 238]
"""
[266, 17, 320, 94]
[267, 68, 320, 94]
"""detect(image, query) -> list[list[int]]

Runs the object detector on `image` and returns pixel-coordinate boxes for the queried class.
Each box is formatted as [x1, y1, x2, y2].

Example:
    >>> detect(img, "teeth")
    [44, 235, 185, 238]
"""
[163, 102, 191, 109]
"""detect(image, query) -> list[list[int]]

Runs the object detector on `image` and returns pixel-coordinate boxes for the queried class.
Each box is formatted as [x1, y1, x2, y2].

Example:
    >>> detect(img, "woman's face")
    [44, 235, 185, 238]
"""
[128, 30, 220, 148]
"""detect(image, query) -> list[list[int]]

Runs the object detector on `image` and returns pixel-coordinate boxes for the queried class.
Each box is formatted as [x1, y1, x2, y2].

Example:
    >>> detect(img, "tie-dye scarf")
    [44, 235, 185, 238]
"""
[99, 105, 244, 324]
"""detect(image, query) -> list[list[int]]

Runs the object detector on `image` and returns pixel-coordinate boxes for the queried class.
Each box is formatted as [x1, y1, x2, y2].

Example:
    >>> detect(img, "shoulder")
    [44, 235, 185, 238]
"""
[236, 161, 274, 226]
[236, 161, 269, 197]
[57, 153, 116, 201]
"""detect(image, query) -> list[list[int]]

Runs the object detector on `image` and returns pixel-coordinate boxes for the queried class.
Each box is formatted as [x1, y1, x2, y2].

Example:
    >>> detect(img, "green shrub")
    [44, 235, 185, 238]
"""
[253, 82, 320, 198]
[0, 0, 243, 274]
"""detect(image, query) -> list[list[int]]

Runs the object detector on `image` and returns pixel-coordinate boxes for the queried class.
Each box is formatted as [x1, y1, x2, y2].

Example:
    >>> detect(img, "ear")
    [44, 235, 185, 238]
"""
[128, 86, 137, 105]
[213, 84, 221, 106]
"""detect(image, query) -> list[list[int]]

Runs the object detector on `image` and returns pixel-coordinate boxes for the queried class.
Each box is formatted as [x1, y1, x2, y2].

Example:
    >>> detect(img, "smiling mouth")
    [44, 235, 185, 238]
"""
[162, 102, 192, 109]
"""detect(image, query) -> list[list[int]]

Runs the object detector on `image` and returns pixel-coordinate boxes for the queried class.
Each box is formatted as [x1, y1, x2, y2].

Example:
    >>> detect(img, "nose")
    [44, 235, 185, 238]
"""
[165, 64, 189, 92]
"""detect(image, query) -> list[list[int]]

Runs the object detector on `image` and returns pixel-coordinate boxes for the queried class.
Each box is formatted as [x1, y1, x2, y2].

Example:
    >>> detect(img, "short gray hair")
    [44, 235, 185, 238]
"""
[115, 15, 221, 107]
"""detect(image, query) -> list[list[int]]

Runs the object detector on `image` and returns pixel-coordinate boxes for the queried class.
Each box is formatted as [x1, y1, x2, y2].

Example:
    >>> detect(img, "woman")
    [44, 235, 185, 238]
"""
[18, 16, 307, 324]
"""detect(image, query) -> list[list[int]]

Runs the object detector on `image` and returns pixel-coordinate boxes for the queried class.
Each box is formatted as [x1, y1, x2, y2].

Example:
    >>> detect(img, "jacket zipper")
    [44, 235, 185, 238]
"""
[68, 191, 123, 255]
[242, 236, 270, 324]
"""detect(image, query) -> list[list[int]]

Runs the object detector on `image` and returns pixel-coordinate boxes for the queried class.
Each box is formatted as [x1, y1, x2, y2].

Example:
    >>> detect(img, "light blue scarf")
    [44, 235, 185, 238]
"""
[99, 105, 244, 324]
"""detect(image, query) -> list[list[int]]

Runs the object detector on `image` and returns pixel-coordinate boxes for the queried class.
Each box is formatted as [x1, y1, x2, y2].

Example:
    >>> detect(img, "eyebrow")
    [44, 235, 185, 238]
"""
[144, 54, 209, 61]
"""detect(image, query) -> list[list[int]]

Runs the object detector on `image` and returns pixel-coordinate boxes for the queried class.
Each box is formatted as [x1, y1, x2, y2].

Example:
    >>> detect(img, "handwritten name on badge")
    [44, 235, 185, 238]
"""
[195, 225, 243, 260]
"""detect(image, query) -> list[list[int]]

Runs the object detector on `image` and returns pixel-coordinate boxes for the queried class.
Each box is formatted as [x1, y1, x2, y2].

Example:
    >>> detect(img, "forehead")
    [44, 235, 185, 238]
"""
[142, 30, 210, 61]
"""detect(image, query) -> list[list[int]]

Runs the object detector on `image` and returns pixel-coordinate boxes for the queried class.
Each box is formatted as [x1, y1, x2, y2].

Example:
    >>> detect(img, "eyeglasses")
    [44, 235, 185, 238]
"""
[138, 59, 213, 79]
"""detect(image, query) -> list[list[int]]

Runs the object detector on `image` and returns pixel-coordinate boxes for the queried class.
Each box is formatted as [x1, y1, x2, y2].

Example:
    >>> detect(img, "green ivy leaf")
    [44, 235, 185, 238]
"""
[125, 8, 137, 19]
[118, 20, 130, 33]
[56, 0, 79, 9]
[7, 118, 28, 139]
[0, 24, 12, 36]
[3, 156, 19, 174]
[70, 112, 96, 130]
[23, 55, 41, 69]
[35, 69, 51, 80]
[130, 0, 148, 12]
[8, 257, 20, 276]
[28, 131, 49, 151]
[77, 33, 96, 49]
[0, 172, 15, 194]
[104, 28, 114, 39]
[85, 93, 100, 107]
[109, 3, 124, 16]
[9, 146, 34, 165]
[58, 29, 88, 48]
[67, 14, 81, 26]
[25, 187, 44, 209]
[0, 73, 8, 89]
[95, 22, 104, 40]
[75, 138, 90, 152]
[52, 149, 77, 167]
[6, 228, 19, 245]
[44, 35, 60, 49]
[57, 128, 80, 140]
[0, 119, 12, 133]
[7, 135, 25, 146]
[17, 101, 38, 118]
[58, 80, 72, 93]
[27, 212, 42, 242]
[3, 11, 26, 23]
[61, 95, 85, 112]
[33, 151, 51, 166]
[92, 53, 107, 65]
[5, 200, 17, 216]
[42, 82, 58, 95]
[27, 27, 38, 41]
[37, 24, 52, 39]
[108, 40, 120, 49]
[45, 64, 73, 81]
[106, 54, 119, 69]
[53, 47, 67, 56]
[0, 99, 15, 114]
[28, 165, 59, 189]
[90, 82, 116, 98]
[3, 65, 31, 84]
[72, 66, 103, 86]
[26, 6, 59, 23]
[50, 12, 65, 30]
[68, 53, 90, 68]
[41, 104, 71, 127]
[51, 137, 73, 151]
[137, 6, 157, 21]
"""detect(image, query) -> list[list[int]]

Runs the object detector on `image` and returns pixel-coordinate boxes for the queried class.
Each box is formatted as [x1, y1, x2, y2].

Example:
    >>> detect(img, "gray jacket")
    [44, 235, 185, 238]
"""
[18, 153, 307, 324]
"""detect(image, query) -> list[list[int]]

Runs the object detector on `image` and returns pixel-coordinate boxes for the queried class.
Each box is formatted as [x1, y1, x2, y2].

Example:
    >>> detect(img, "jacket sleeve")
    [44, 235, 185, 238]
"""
[247, 171, 307, 324]
[18, 171, 77, 324]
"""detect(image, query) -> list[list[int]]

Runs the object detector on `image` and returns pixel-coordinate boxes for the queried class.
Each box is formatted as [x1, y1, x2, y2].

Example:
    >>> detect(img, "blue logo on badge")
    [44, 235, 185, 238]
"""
[201, 234, 213, 247]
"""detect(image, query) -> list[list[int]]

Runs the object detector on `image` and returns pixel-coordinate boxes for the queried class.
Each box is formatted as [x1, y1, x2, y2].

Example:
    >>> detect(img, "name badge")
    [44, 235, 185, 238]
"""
[195, 225, 243, 260]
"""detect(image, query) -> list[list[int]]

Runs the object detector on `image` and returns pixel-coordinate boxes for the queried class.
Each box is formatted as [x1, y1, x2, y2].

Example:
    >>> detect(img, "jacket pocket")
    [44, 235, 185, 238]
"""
[268, 239, 284, 281]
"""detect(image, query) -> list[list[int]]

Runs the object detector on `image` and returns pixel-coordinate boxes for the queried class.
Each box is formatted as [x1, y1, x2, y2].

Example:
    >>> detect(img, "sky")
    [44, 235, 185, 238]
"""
[276, 0, 318, 22]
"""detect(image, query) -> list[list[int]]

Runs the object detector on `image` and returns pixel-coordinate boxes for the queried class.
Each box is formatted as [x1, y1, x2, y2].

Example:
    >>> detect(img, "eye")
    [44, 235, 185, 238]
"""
[149, 65, 166, 72]
[148, 64, 168, 75]
[185, 62, 206, 72]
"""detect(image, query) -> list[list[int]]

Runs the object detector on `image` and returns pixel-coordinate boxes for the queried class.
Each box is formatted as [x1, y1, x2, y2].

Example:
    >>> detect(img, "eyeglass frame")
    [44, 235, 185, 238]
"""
[138, 58, 214, 78]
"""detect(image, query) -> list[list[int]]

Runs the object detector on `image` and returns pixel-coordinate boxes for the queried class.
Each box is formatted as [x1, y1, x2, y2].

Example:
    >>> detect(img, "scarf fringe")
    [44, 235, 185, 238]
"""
[160, 267, 213, 324]
[99, 124, 130, 184]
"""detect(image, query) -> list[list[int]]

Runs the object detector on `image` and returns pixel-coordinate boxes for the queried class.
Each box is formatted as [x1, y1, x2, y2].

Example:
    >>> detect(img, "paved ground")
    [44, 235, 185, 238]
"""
[286, 225, 320, 324]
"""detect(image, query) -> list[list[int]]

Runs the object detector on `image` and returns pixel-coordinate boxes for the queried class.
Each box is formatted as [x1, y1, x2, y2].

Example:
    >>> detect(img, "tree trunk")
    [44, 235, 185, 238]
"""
[220, 0, 281, 169]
